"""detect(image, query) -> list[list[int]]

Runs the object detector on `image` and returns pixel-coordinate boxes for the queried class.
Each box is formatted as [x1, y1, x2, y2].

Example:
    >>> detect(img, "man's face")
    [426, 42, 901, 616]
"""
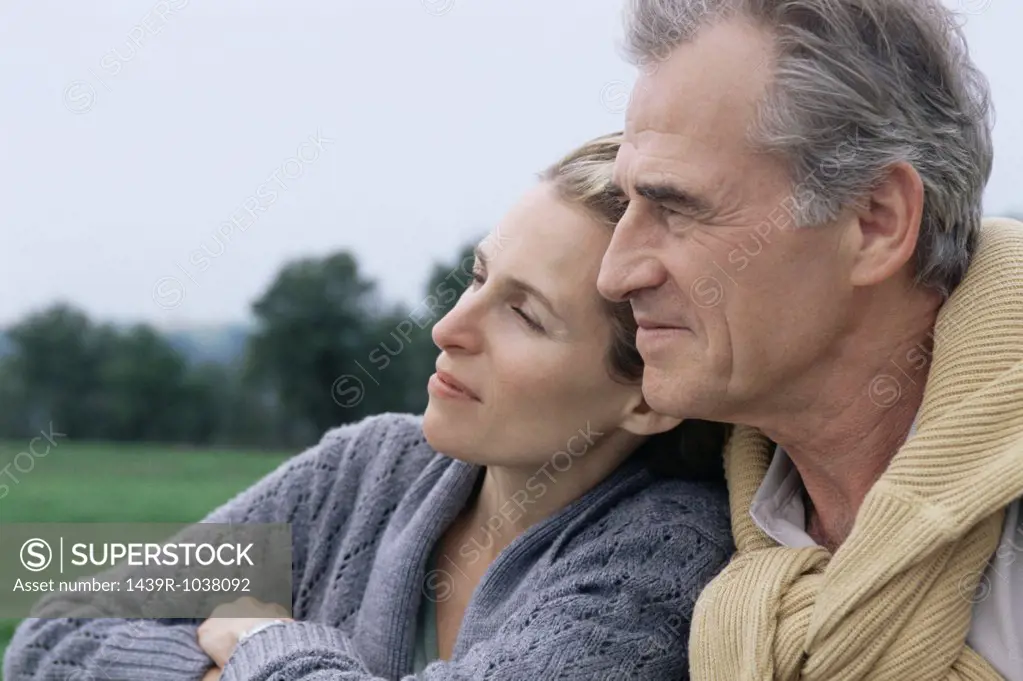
[598, 18, 856, 422]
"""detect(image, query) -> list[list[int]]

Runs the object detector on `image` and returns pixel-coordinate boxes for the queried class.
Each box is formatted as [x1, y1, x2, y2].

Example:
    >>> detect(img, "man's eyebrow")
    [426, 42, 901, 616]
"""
[472, 244, 564, 322]
[634, 182, 712, 216]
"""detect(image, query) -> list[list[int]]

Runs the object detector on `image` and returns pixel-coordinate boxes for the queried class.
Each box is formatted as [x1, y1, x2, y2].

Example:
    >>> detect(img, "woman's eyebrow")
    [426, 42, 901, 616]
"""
[473, 244, 565, 322]
[473, 243, 489, 267]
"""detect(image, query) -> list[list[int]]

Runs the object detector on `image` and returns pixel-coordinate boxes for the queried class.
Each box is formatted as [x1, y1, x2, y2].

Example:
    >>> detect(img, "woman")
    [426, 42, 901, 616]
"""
[4, 133, 733, 681]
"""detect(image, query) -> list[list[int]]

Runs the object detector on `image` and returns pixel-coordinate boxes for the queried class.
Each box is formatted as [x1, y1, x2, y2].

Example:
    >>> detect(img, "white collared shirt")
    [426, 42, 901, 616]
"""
[750, 448, 1023, 679]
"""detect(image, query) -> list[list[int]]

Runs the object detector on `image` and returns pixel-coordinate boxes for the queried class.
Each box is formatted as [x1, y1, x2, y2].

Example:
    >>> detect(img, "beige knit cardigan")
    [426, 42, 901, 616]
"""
[689, 218, 1023, 680]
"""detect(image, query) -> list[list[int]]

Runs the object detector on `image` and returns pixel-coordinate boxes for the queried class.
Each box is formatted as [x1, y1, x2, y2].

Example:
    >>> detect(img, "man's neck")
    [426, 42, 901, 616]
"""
[754, 288, 941, 549]
[791, 382, 923, 549]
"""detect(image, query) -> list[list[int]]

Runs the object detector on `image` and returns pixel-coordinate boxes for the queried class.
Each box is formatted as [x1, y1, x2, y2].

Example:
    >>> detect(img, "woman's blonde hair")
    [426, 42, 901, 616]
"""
[541, 132, 628, 230]
[540, 132, 643, 384]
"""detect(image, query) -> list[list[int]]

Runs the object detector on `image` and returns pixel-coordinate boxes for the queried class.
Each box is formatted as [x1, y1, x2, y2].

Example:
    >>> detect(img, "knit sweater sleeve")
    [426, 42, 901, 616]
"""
[220, 492, 732, 681]
[1, 415, 394, 681]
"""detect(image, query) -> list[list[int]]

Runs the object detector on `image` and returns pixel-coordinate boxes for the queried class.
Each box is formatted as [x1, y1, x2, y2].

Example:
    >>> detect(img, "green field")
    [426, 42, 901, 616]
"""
[0, 440, 294, 669]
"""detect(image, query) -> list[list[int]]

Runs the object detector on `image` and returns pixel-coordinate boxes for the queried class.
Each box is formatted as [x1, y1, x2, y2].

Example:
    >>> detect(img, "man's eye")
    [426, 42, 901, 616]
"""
[660, 206, 698, 231]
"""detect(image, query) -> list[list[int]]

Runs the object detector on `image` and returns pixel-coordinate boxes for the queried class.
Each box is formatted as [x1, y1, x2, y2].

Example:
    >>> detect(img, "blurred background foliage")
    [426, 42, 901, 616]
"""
[0, 242, 477, 451]
[0, 241, 476, 658]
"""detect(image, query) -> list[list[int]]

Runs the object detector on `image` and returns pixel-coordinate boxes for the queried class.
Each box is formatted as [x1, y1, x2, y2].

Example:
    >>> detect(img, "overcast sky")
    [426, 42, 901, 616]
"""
[1, 0, 1018, 328]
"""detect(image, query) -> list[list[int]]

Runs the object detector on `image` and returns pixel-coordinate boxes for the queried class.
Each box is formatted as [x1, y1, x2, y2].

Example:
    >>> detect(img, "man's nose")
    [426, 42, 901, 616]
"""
[598, 209, 665, 303]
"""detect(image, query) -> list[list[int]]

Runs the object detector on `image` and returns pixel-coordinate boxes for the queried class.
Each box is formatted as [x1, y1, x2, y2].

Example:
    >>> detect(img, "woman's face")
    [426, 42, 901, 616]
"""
[422, 182, 650, 468]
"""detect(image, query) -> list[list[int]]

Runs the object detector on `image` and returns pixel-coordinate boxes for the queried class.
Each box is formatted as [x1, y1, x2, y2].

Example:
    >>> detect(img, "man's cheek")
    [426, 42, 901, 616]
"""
[669, 250, 729, 313]
[689, 273, 726, 310]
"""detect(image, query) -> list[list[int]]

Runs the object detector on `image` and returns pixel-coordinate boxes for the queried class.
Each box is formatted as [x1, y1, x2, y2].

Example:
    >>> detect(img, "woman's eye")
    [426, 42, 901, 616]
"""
[467, 269, 543, 332]
[512, 307, 544, 333]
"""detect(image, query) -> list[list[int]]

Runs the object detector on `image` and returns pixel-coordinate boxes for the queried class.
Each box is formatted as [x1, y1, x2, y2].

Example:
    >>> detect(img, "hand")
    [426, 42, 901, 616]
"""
[197, 596, 293, 667]
[201, 667, 223, 681]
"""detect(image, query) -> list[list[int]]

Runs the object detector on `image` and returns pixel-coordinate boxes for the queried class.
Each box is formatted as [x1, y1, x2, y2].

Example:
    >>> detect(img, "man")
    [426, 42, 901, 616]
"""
[597, 0, 1023, 679]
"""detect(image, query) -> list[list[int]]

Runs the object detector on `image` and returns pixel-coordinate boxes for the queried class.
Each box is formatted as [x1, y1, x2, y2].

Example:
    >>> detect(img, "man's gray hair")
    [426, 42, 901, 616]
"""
[623, 0, 994, 297]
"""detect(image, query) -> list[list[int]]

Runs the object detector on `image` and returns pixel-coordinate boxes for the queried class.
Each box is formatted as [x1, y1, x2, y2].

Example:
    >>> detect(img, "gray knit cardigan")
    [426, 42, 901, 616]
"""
[4, 413, 733, 680]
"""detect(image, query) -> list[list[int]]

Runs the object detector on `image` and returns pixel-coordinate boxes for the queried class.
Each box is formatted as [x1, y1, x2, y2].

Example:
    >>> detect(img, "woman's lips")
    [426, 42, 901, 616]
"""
[429, 370, 481, 402]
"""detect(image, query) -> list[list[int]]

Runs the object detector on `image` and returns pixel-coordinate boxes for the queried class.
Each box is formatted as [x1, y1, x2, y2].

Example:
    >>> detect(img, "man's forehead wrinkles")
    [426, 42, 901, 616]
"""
[622, 151, 687, 188]
[633, 128, 704, 155]
[619, 134, 715, 198]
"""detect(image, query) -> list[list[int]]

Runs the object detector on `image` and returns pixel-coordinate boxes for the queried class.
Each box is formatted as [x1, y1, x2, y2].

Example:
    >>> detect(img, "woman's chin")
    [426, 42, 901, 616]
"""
[423, 409, 490, 466]
[422, 406, 463, 453]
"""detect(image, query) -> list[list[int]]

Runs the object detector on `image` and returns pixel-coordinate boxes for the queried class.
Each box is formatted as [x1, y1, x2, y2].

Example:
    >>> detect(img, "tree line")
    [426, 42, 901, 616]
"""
[0, 243, 476, 450]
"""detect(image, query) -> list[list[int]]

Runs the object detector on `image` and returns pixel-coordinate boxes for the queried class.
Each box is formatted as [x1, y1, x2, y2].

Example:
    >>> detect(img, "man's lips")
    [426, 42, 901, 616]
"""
[634, 317, 688, 331]
[637, 323, 686, 330]
[634, 316, 692, 353]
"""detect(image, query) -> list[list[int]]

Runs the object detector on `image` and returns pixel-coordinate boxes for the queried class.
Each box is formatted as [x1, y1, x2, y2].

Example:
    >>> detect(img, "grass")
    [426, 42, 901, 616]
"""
[0, 439, 293, 669]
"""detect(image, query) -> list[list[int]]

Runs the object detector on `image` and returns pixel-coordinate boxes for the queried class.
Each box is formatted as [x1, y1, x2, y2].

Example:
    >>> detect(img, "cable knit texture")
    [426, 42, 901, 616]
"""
[5, 413, 733, 680]
[689, 217, 1023, 681]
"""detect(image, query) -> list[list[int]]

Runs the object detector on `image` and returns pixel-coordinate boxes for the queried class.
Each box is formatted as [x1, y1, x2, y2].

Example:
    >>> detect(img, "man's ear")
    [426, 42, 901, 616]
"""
[619, 394, 683, 436]
[848, 160, 924, 288]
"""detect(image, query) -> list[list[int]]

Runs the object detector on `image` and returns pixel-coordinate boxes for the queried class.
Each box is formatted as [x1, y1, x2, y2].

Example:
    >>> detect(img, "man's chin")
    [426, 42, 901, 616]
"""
[641, 366, 704, 419]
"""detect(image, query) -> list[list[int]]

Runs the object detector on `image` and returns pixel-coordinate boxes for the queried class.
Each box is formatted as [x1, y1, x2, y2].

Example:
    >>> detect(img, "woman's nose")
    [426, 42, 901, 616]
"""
[431, 292, 484, 355]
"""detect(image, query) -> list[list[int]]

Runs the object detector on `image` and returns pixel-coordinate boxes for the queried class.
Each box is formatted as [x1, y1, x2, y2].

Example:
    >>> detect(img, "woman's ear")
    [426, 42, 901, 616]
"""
[619, 394, 683, 436]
